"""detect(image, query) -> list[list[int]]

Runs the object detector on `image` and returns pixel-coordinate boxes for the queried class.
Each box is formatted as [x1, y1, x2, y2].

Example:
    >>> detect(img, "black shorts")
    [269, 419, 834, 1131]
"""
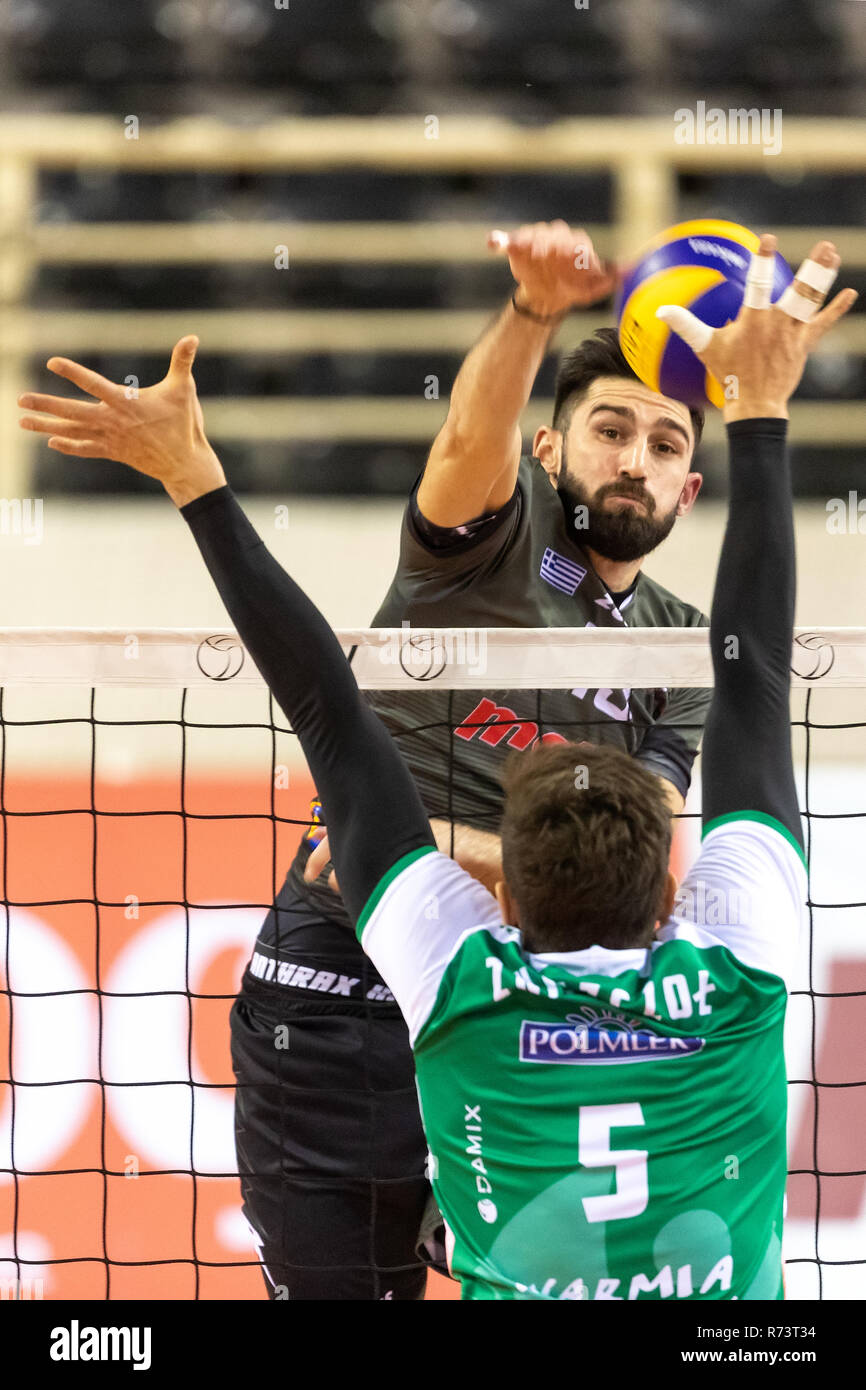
[230, 942, 431, 1300]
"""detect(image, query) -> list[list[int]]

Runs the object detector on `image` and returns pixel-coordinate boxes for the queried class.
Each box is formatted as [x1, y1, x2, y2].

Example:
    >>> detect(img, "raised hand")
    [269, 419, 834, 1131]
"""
[18, 335, 226, 506]
[656, 236, 858, 420]
[489, 220, 617, 318]
[303, 832, 340, 893]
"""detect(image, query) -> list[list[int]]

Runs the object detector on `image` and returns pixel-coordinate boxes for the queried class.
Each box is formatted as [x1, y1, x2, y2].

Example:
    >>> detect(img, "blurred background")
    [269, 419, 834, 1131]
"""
[0, 0, 864, 1303]
[0, 0, 864, 491]
[0, 0, 864, 625]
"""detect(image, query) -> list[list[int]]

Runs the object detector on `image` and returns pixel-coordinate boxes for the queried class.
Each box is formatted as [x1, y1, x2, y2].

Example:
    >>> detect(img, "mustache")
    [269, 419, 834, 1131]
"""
[596, 482, 655, 513]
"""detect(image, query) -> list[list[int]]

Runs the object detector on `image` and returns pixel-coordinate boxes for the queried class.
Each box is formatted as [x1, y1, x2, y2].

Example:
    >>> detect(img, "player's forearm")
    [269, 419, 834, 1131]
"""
[180, 486, 362, 737]
[447, 296, 558, 442]
[712, 419, 793, 694]
[702, 418, 802, 846]
[180, 485, 434, 919]
[418, 297, 558, 523]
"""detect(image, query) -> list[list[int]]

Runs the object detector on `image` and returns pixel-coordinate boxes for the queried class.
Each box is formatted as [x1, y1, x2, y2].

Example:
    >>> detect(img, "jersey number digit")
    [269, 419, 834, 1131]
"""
[578, 1103, 649, 1223]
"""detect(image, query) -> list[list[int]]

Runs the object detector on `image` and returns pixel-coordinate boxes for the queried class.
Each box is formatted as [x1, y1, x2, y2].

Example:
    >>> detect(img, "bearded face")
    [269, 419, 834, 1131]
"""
[557, 443, 680, 563]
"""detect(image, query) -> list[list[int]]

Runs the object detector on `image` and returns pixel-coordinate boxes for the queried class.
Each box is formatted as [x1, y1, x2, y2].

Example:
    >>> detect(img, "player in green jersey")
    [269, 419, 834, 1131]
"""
[20, 234, 856, 1299]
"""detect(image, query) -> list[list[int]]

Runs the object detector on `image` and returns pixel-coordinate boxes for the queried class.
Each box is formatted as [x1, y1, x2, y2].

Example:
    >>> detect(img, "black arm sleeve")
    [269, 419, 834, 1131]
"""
[702, 418, 803, 849]
[634, 724, 698, 802]
[180, 485, 435, 924]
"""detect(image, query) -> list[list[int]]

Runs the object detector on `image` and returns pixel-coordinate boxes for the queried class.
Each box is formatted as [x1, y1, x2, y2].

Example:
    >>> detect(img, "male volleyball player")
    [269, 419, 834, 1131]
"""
[20, 235, 856, 1297]
[366, 220, 707, 821]
[237, 223, 714, 1297]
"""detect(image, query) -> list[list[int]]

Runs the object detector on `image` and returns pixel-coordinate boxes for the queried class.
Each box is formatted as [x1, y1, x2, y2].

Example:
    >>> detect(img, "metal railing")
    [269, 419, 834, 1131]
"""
[1, 114, 865, 496]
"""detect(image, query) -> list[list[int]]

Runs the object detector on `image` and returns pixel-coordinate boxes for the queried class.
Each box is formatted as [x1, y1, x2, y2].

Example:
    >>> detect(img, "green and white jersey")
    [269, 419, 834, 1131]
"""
[356, 815, 806, 1301]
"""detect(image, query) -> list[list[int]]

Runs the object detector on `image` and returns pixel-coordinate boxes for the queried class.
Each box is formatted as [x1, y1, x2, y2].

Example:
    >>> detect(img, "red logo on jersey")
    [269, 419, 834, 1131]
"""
[454, 698, 569, 751]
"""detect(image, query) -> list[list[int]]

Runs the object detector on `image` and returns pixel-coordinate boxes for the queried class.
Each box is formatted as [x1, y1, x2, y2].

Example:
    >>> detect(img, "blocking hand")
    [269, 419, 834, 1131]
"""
[656, 236, 857, 418]
[18, 335, 225, 505]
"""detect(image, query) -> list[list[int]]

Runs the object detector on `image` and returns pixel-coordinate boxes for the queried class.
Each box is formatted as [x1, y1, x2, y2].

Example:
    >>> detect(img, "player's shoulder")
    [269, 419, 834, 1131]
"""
[358, 846, 505, 952]
[658, 813, 807, 989]
[697, 811, 807, 879]
[632, 570, 708, 629]
[397, 466, 527, 571]
[357, 847, 511, 1044]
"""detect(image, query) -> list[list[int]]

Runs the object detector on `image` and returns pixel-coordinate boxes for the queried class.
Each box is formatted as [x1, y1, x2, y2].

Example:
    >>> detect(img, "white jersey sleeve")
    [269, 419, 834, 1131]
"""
[657, 815, 807, 989]
[356, 847, 507, 1043]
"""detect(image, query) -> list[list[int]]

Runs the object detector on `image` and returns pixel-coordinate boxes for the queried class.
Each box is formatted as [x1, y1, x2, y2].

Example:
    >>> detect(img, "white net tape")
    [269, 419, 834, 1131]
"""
[0, 626, 864, 689]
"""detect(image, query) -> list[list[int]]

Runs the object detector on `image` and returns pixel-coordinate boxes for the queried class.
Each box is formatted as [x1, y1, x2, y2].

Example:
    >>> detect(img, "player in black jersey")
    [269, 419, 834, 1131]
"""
[250, 225, 713, 1297]
[22, 222, 711, 1300]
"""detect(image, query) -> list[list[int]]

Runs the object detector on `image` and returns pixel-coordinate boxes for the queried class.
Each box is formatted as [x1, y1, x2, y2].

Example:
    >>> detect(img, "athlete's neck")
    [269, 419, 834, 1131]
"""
[584, 548, 642, 599]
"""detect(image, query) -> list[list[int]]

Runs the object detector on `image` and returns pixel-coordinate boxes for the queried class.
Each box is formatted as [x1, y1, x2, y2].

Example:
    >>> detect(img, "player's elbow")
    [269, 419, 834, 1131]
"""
[421, 420, 521, 523]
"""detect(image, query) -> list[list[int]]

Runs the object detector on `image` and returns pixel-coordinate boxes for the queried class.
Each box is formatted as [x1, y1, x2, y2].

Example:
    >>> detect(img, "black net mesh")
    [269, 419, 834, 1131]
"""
[0, 676, 863, 1300]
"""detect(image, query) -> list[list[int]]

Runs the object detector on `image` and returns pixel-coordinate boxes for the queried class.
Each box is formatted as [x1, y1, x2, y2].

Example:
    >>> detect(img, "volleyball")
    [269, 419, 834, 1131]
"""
[615, 219, 794, 408]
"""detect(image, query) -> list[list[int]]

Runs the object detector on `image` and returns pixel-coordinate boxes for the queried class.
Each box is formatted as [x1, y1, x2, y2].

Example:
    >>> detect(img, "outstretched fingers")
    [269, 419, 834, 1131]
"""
[654, 303, 714, 354]
[167, 335, 199, 380]
[777, 241, 841, 324]
[45, 357, 119, 402]
[18, 392, 100, 422]
[20, 413, 100, 439]
[807, 287, 859, 343]
[44, 436, 106, 457]
[804, 239, 840, 272]
[742, 234, 777, 310]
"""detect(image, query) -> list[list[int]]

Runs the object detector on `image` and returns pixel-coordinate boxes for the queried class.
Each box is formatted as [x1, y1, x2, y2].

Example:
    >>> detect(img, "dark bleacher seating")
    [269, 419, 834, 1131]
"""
[6, 0, 186, 89]
[15, 0, 866, 500]
[666, 0, 851, 103]
[677, 174, 866, 230]
[212, 0, 405, 111]
[425, 0, 631, 113]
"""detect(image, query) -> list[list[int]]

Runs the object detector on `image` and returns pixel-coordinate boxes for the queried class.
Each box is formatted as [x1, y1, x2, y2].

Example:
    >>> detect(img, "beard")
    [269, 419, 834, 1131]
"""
[557, 454, 679, 564]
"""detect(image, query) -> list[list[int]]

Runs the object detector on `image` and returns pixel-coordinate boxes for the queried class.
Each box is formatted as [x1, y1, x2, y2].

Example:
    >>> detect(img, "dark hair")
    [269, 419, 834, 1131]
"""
[553, 327, 704, 453]
[500, 742, 673, 953]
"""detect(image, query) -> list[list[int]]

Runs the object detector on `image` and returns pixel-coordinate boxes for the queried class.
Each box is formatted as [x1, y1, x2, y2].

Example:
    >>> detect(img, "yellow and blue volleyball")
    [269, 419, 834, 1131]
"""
[615, 219, 793, 408]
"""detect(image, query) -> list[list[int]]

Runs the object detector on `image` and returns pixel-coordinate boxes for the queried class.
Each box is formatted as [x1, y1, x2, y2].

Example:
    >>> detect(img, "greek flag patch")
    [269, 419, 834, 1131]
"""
[540, 547, 587, 596]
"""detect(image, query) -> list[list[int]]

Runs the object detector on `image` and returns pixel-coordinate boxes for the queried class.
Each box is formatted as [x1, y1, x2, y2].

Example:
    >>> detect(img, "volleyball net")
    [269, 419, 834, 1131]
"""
[1, 625, 865, 1301]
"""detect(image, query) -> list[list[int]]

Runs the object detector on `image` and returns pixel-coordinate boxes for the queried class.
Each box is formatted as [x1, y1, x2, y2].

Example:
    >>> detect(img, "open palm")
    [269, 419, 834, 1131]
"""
[18, 336, 221, 497]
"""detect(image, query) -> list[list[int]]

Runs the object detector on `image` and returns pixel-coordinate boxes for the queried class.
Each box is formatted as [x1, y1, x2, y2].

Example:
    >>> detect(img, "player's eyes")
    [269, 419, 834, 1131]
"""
[597, 426, 682, 456]
[599, 427, 680, 455]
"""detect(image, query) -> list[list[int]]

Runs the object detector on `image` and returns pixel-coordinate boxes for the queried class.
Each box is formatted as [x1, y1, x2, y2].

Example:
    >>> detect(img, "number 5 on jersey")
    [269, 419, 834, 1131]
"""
[579, 1103, 649, 1223]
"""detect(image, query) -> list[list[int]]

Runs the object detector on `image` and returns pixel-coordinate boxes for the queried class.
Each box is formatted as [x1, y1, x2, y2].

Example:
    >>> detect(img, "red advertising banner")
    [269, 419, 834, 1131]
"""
[4, 770, 857, 1301]
[0, 771, 464, 1299]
